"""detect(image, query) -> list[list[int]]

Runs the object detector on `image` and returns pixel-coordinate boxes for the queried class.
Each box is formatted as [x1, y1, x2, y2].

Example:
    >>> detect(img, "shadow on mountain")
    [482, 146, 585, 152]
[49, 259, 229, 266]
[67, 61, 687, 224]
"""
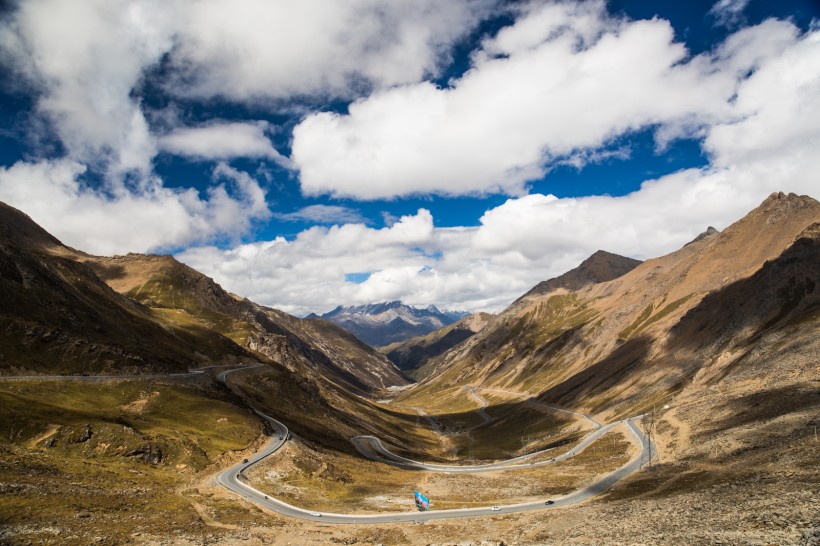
[86, 260, 128, 283]
[534, 335, 652, 408]
[666, 224, 819, 384]
[706, 384, 820, 437]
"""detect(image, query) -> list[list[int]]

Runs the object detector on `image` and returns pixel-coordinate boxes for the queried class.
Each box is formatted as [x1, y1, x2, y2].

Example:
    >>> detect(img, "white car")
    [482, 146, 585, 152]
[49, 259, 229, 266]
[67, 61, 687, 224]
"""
[491, 506, 501, 511]
[311, 512, 322, 517]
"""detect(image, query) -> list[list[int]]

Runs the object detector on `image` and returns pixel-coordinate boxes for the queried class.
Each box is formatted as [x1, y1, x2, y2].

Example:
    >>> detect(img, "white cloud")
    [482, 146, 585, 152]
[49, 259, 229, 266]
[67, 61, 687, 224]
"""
[166, 0, 494, 101]
[1, 2, 818, 318]
[0, 160, 270, 255]
[709, 0, 751, 28]
[159, 122, 292, 168]
[0, 0, 175, 176]
[181, 21, 820, 315]
[178, 210, 438, 314]
[292, 3, 796, 200]
[0, 0, 491, 179]
[705, 22, 820, 167]
[273, 205, 367, 225]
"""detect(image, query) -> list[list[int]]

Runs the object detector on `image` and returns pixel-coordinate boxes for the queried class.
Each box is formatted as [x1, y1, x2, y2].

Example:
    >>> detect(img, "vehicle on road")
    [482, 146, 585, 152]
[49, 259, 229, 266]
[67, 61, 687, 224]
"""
[311, 512, 322, 517]
[242, 458, 249, 463]
[264, 495, 268, 499]
[545, 500, 554, 505]
[491, 506, 501, 511]
[278, 436, 282, 440]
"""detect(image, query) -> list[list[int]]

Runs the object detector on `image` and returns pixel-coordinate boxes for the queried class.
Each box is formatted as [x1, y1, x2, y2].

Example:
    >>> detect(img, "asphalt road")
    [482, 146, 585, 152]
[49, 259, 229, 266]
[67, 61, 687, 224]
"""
[211, 366, 653, 522]
[1, 364, 652, 523]
[351, 418, 622, 473]
[0, 364, 255, 382]
[218, 409, 650, 523]
[464, 386, 493, 425]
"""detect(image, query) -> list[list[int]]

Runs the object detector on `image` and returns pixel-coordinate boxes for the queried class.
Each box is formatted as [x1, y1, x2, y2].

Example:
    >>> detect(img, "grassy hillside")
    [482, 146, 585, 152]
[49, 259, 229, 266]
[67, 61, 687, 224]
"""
[0, 378, 263, 545]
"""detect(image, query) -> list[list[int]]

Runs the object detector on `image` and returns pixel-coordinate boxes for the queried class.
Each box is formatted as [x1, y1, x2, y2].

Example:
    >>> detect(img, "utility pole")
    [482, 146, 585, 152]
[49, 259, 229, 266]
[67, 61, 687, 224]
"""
[641, 405, 656, 470]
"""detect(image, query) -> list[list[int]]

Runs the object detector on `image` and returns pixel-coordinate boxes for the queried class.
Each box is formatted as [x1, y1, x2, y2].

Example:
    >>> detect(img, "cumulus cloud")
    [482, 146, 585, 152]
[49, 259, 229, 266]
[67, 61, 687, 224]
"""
[0, 0, 491, 179]
[159, 122, 292, 167]
[178, 210, 437, 314]
[291, 2, 795, 200]
[166, 0, 495, 100]
[182, 21, 820, 315]
[0, 0, 174, 176]
[0, 160, 271, 255]
[1, 1, 818, 317]
[272, 205, 367, 225]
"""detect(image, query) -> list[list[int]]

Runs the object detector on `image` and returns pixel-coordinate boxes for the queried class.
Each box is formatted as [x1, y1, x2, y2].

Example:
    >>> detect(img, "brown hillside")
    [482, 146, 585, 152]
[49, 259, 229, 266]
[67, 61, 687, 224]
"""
[400, 193, 820, 421]
[515, 250, 642, 303]
[0, 203, 249, 375]
[82, 253, 408, 393]
[382, 312, 494, 377]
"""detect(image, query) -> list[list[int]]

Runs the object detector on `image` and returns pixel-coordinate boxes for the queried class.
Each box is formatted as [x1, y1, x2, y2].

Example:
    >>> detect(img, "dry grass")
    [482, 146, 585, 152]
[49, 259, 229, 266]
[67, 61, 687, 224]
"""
[0, 379, 263, 545]
[247, 429, 632, 514]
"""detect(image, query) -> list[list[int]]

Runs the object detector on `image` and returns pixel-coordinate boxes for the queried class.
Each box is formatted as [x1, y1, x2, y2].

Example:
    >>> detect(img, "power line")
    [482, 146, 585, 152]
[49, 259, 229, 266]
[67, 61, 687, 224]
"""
[641, 406, 656, 470]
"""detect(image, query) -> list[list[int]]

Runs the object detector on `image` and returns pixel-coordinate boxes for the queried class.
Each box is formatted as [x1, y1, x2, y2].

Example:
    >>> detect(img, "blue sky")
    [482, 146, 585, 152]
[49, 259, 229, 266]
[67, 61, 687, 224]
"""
[0, 0, 818, 315]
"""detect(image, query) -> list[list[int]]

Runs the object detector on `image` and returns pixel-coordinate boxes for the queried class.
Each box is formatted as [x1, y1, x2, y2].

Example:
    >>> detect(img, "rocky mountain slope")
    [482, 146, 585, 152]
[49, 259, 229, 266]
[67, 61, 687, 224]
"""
[0, 200, 407, 392]
[0, 203, 248, 375]
[313, 301, 468, 347]
[81, 253, 408, 394]
[400, 192, 820, 421]
[381, 312, 494, 377]
[514, 250, 642, 304]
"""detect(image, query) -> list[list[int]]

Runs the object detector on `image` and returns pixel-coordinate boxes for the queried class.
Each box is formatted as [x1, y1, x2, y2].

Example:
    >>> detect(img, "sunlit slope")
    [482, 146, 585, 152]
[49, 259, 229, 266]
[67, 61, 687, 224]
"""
[0, 202, 248, 375]
[401, 193, 820, 422]
[381, 312, 495, 378]
[84, 253, 408, 393]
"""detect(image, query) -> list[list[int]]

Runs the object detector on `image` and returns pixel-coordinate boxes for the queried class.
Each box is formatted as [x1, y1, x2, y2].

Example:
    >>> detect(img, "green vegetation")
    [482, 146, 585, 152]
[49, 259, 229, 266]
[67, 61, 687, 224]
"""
[619, 294, 693, 340]
[129, 272, 256, 346]
[0, 379, 263, 545]
[0, 379, 260, 468]
[250, 430, 632, 513]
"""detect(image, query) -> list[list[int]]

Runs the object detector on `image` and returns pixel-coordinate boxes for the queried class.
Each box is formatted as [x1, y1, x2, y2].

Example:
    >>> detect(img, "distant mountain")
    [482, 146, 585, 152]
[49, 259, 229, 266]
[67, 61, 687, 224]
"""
[314, 301, 469, 347]
[381, 312, 494, 377]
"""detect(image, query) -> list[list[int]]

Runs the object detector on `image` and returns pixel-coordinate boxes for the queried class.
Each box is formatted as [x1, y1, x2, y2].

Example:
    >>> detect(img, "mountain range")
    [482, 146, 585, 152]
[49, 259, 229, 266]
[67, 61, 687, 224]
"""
[310, 301, 469, 347]
[0, 192, 818, 544]
[399, 192, 820, 420]
[0, 201, 407, 396]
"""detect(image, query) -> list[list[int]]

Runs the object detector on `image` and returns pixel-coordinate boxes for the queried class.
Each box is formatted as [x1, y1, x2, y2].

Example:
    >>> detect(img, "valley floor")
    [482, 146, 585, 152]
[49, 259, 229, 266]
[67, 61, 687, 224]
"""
[1, 372, 817, 545]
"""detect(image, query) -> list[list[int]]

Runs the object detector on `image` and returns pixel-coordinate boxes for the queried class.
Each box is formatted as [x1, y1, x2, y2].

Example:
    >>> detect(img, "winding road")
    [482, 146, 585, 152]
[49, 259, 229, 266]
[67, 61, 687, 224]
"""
[1, 365, 653, 523]
[215, 368, 653, 523]
[217, 409, 649, 523]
